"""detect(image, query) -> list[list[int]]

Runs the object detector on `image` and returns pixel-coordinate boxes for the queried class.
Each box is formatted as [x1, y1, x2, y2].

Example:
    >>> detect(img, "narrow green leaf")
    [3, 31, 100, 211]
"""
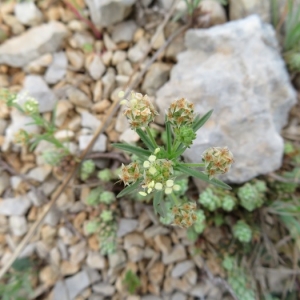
[192, 109, 213, 132]
[175, 164, 231, 190]
[112, 143, 151, 158]
[166, 121, 172, 155]
[136, 128, 155, 151]
[153, 190, 163, 215]
[117, 179, 143, 198]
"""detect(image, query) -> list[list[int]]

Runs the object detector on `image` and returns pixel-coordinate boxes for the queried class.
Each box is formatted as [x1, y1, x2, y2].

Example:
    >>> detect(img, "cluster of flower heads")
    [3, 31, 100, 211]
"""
[119, 91, 158, 130]
[171, 202, 197, 228]
[119, 149, 181, 196]
[202, 146, 234, 179]
[166, 98, 195, 127]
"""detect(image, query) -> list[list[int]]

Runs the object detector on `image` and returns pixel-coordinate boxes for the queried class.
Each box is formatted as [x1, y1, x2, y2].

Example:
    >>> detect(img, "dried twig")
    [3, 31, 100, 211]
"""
[268, 172, 300, 184]
[0, 3, 189, 280]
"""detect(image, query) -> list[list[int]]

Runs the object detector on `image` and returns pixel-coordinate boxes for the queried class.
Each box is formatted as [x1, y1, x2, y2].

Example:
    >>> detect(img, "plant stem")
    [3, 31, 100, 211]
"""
[170, 192, 180, 205]
[145, 127, 158, 149]
[183, 163, 205, 168]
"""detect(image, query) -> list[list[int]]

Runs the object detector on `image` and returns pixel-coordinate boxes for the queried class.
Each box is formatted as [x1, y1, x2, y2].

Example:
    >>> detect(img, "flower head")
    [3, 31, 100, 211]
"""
[119, 162, 141, 185]
[171, 202, 197, 228]
[202, 146, 234, 179]
[23, 97, 39, 114]
[120, 91, 158, 130]
[167, 98, 195, 128]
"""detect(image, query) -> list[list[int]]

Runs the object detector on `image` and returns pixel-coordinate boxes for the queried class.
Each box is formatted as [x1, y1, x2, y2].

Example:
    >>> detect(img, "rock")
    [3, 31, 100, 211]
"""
[0, 196, 31, 216]
[128, 37, 150, 63]
[112, 21, 137, 43]
[39, 265, 59, 286]
[0, 215, 8, 233]
[151, 31, 165, 50]
[124, 232, 145, 249]
[198, 0, 227, 26]
[86, 0, 136, 27]
[112, 51, 127, 65]
[44, 52, 67, 84]
[127, 246, 144, 262]
[149, 262, 165, 285]
[171, 292, 187, 300]
[141, 296, 162, 300]
[108, 250, 126, 269]
[9, 216, 28, 236]
[93, 99, 111, 113]
[61, 260, 80, 276]
[171, 260, 194, 278]
[162, 245, 187, 265]
[70, 241, 87, 264]
[53, 280, 69, 300]
[117, 60, 133, 76]
[79, 134, 107, 152]
[0, 119, 7, 135]
[144, 225, 170, 238]
[67, 86, 93, 108]
[0, 21, 67, 67]
[66, 48, 85, 70]
[102, 68, 116, 99]
[92, 283, 115, 296]
[229, 0, 271, 23]
[55, 100, 73, 127]
[142, 62, 171, 96]
[154, 235, 172, 254]
[27, 165, 52, 182]
[155, 16, 296, 183]
[44, 206, 61, 227]
[21, 75, 57, 112]
[24, 53, 53, 73]
[81, 111, 101, 131]
[87, 251, 106, 270]
[85, 54, 106, 80]
[119, 128, 140, 143]
[65, 269, 91, 299]
[14, 1, 42, 26]
[117, 218, 138, 237]
[0, 172, 10, 196]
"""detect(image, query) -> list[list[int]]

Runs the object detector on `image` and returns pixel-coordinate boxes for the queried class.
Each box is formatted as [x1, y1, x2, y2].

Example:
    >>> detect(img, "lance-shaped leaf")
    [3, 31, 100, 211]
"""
[175, 164, 231, 190]
[165, 121, 172, 155]
[193, 109, 213, 132]
[112, 143, 151, 158]
[153, 190, 164, 215]
[136, 128, 155, 151]
[117, 179, 143, 198]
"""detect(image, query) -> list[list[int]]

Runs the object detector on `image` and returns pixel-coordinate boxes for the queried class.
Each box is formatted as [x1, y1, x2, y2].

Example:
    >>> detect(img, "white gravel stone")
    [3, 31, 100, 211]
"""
[171, 260, 195, 278]
[0, 196, 31, 216]
[117, 218, 138, 237]
[27, 165, 52, 182]
[79, 134, 107, 152]
[44, 52, 67, 84]
[14, 1, 42, 26]
[0, 21, 67, 67]
[112, 20, 137, 43]
[9, 216, 28, 236]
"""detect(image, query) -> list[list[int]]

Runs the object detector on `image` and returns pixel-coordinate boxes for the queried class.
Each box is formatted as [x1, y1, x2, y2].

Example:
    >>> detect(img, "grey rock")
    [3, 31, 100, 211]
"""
[27, 165, 52, 182]
[86, 54, 106, 80]
[45, 52, 67, 84]
[84, 266, 102, 284]
[144, 225, 170, 238]
[65, 270, 90, 299]
[81, 111, 101, 131]
[124, 232, 145, 249]
[27, 190, 45, 207]
[171, 292, 187, 300]
[117, 218, 138, 237]
[171, 260, 194, 278]
[142, 62, 171, 96]
[21, 75, 57, 112]
[155, 15, 296, 183]
[112, 20, 137, 43]
[88, 295, 104, 300]
[108, 250, 126, 269]
[128, 37, 150, 63]
[44, 206, 61, 227]
[9, 216, 28, 236]
[92, 283, 115, 296]
[102, 67, 116, 99]
[79, 134, 107, 152]
[0, 215, 8, 233]
[127, 246, 144, 262]
[141, 296, 162, 300]
[162, 245, 187, 265]
[0, 21, 67, 67]
[86, 0, 136, 27]
[0, 196, 31, 216]
[0, 119, 7, 135]
[53, 280, 69, 300]
[14, 1, 42, 26]
[67, 87, 93, 108]
[87, 251, 106, 270]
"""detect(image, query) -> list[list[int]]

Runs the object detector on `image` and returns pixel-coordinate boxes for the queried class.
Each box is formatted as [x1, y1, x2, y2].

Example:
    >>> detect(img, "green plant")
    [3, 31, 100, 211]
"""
[80, 159, 95, 181]
[0, 258, 34, 300]
[122, 270, 141, 294]
[0, 89, 72, 165]
[115, 92, 233, 229]
[233, 220, 252, 243]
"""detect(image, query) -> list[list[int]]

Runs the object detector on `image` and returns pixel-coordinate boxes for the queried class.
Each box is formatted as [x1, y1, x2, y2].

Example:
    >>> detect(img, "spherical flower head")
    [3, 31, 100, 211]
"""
[14, 129, 31, 146]
[171, 201, 197, 228]
[202, 146, 234, 179]
[119, 162, 141, 185]
[167, 98, 195, 128]
[23, 97, 39, 115]
[233, 220, 252, 243]
[121, 91, 158, 130]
